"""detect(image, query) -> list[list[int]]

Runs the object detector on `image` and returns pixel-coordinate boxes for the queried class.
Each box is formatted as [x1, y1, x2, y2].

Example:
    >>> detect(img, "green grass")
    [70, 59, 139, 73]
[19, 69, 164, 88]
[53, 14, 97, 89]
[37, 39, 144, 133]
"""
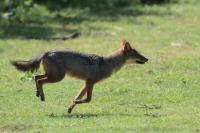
[1, 1, 200, 133]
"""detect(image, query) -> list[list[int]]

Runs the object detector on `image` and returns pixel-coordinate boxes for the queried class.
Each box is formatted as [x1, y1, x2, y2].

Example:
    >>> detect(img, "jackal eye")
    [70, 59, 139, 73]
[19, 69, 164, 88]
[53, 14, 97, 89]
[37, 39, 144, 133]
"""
[130, 50, 140, 58]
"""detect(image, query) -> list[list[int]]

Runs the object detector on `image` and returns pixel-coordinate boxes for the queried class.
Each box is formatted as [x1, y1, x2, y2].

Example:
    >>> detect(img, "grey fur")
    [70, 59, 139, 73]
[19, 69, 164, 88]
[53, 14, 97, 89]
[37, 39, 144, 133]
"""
[11, 48, 147, 83]
[43, 50, 125, 82]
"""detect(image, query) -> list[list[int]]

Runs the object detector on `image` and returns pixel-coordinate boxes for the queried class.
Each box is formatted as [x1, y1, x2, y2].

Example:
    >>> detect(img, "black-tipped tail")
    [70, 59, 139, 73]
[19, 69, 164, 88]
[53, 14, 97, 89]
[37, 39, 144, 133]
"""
[11, 55, 44, 72]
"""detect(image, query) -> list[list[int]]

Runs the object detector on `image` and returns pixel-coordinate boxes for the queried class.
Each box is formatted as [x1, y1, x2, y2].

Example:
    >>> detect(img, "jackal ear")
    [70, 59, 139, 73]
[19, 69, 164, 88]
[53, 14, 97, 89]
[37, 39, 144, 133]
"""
[121, 40, 131, 51]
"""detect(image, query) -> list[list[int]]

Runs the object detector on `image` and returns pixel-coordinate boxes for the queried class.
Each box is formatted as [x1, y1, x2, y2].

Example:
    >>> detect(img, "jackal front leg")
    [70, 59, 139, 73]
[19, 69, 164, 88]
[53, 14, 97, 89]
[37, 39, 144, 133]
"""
[67, 81, 94, 113]
[67, 84, 87, 113]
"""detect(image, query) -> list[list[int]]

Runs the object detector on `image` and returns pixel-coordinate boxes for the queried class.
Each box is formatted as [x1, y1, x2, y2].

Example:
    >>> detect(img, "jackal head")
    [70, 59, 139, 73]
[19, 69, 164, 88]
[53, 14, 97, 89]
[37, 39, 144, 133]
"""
[121, 40, 148, 64]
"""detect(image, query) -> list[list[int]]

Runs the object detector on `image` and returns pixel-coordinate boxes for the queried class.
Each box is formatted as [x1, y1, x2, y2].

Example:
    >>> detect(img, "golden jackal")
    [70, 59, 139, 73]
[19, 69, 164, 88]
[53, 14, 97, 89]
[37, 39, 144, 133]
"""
[11, 40, 148, 113]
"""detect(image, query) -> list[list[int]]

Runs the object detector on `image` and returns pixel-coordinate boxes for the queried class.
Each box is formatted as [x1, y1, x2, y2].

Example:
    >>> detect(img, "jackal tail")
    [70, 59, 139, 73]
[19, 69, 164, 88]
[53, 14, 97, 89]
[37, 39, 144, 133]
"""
[11, 53, 46, 72]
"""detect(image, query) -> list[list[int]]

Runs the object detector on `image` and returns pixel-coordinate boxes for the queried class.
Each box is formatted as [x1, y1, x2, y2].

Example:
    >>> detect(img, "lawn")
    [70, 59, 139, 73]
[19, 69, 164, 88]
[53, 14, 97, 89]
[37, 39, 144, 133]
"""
[0, 0, 200, 132]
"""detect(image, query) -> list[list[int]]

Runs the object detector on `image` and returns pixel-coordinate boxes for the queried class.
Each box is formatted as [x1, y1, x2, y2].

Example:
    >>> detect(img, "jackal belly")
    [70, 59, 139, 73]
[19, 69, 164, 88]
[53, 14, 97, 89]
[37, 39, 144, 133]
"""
[65, 64, 99, 80]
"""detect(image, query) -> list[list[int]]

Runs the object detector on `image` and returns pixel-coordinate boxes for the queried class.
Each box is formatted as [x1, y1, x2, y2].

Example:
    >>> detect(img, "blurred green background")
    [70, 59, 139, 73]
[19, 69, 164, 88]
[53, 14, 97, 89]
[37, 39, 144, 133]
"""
[0, 0, 200, 132]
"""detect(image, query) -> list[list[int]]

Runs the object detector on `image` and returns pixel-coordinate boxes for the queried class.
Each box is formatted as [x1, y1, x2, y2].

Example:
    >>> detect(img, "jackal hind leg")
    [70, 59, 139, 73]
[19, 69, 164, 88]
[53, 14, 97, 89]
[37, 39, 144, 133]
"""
[35, 74, 47, 97]
[37, 74, 65, 101]
[39, 56, 65, 101]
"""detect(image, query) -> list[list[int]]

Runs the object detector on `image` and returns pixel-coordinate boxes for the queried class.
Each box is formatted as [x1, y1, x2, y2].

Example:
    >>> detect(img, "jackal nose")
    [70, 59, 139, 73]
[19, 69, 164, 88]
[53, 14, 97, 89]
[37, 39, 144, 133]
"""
[144, 58, 148, 62]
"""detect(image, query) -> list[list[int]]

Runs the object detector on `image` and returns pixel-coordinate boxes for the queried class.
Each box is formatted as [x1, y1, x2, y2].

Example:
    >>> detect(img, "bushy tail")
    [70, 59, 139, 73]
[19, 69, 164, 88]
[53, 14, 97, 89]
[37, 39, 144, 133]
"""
[11, 53, 45, 72]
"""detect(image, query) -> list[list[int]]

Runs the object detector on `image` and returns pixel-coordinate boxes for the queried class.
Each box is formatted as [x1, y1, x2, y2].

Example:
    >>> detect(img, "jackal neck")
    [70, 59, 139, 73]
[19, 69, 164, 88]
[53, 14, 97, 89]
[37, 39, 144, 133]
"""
[104, 50, 125, 72]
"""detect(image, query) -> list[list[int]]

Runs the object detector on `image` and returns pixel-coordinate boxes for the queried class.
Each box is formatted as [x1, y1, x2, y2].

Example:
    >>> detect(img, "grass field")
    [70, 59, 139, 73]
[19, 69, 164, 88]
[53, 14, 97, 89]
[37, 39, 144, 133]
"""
[0, 0, 200, 132]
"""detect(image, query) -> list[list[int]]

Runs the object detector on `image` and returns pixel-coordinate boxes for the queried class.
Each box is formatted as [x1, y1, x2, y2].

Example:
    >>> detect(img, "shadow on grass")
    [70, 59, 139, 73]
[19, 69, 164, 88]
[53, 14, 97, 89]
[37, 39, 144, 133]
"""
[0, 23, 78, 40]
[55, 6, 172, 25]
[0, 2, 172, 40]
[48, 112, 134, 119]
[0, 124, 32, 132]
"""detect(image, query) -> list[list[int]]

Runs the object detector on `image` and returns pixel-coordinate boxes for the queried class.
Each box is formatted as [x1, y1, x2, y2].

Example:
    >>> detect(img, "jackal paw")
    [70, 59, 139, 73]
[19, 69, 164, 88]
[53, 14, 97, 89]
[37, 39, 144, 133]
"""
[67, 107, 73, 114]
[40, 96, 45, 101]
[36, 91, 40, 97]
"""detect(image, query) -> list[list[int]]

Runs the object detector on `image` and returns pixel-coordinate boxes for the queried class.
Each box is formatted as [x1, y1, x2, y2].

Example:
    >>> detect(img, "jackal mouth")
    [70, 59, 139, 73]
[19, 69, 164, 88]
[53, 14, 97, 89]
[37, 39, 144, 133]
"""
[136, 60, 146, 64]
